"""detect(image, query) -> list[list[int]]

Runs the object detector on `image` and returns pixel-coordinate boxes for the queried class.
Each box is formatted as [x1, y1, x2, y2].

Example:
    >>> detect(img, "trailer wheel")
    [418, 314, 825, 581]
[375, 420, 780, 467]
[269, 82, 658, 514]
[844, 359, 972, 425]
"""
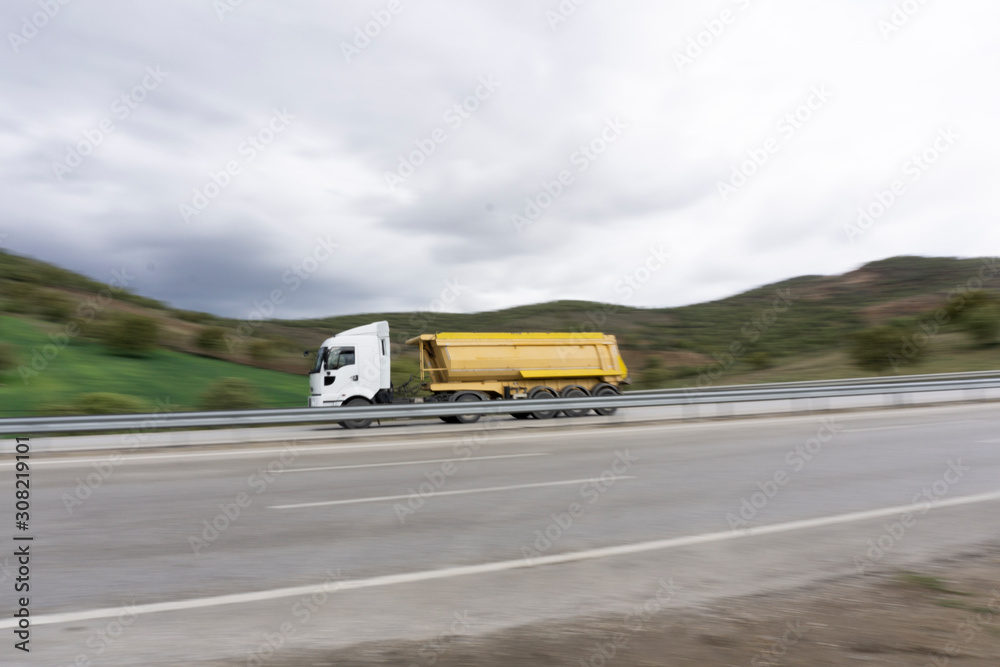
[528, 387, 558, 420]
[450, 391, 482, 424]
[339, 396, 373, 429]
[593, 384, 620, 416]
[560, 385, 590, 418]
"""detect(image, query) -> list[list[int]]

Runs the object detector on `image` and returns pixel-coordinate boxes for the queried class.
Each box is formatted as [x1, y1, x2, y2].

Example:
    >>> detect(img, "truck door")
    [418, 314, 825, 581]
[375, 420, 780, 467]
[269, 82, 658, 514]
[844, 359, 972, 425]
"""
[323, 346, 364, 405]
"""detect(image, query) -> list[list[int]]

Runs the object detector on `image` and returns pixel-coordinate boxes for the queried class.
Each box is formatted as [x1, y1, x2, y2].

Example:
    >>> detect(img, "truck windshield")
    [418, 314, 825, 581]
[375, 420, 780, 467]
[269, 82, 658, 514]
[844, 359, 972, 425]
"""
[311, 347, 328, 374]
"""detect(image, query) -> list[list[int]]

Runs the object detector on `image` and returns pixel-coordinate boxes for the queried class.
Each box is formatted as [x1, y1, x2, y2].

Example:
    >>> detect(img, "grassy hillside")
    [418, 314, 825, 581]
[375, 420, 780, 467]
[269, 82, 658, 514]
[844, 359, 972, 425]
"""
[1, 249, 998, 416]
[0, 315, 305, 417]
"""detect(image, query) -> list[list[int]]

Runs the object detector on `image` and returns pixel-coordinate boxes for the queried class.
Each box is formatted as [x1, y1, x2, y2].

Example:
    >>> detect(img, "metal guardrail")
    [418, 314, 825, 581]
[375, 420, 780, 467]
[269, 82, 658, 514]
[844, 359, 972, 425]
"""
[2, 371, 1000, 435]
[626, 369, 1000, 394]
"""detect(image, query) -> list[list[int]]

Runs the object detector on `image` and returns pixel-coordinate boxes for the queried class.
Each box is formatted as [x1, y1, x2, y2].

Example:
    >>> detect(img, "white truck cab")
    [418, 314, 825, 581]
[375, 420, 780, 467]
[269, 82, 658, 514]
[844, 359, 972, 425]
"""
[308, 321, 391, 408]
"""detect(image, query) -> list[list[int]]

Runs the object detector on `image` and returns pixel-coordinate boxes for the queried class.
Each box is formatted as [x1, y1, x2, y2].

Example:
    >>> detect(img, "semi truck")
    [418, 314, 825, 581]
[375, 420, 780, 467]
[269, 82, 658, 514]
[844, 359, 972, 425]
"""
[307, 321, 628, 428]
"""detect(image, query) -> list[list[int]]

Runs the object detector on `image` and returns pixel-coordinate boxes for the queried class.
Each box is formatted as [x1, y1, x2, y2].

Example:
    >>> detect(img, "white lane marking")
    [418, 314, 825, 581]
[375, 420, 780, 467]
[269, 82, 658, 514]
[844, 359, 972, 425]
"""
[844, 420, 984, 433]
[268, 476, 636, 509]
[8, 488, 1000, 630]
[284, 452, 547, 473]
[978, 439, 1000, 443]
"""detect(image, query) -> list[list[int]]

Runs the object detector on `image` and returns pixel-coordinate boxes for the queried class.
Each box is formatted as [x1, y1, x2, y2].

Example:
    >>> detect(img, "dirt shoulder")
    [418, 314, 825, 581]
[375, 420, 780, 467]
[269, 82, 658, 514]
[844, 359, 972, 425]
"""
[242, 544, 1000, 666]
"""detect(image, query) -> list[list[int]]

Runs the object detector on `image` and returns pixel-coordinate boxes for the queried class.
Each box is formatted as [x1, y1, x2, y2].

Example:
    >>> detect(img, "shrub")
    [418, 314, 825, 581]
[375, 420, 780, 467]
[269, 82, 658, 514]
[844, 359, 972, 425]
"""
[0, 281, 37, 314]
[0, 283, 72, 321]
[249, 338, 275, 362]
[118, 293, 164, 310]
[73, 314, 108, 341]
[99, 313, 160, 357]
[0, 342, 18, 374]
[634, 356, 672, 389]
[172, 309, 215, 324]
[961, 304, 1000, 347]
[851, 326, 895, 372]
[199, 378, 261, 411]
[37, 291, 73, 322]
[746, 350, 774, 371]
[945, 290, 995, 323]
[41, 392, 151, 416]
[267, 335, 298, 353]
[196, 326, 226, 352]
[850, 322, 925, 372]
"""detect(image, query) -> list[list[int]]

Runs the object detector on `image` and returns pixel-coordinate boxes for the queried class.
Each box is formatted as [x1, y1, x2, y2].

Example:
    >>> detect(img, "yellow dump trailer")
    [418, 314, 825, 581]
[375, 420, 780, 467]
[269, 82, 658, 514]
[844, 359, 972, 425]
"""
[406, 331, 628, 422]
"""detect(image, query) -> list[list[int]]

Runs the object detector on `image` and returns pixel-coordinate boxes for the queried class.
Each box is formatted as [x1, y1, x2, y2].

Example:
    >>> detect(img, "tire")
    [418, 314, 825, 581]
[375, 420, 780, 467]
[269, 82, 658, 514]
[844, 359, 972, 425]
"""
[338, 396, 373, 429]
[433, 394, 460, 423]
[450, 391, 482, 424]
[593, 384, 620, 416]
[528, 387, 558, 420]
[560, 385, 590, 418]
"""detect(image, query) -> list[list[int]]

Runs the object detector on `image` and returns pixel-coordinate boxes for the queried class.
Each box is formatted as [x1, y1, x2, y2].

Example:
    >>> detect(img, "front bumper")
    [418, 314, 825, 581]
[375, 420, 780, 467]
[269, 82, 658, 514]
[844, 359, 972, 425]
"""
[308, 395, 343, 408]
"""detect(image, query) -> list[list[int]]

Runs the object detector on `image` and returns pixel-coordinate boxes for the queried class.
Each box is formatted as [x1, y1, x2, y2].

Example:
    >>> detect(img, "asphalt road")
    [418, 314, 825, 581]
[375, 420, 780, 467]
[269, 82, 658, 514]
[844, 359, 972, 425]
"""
[2, 402, 999, 665]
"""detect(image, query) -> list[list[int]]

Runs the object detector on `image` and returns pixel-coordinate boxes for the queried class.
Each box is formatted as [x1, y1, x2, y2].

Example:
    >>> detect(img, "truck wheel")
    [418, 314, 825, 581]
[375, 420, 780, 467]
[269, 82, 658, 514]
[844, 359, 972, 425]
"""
[528, 387, 558, 420]
[560, 386, 590, 418]
[593, 384, 620, 416]
[339, 396, 373, 429]
[435, 394, 460, 423]
[449, 391, 482, 424]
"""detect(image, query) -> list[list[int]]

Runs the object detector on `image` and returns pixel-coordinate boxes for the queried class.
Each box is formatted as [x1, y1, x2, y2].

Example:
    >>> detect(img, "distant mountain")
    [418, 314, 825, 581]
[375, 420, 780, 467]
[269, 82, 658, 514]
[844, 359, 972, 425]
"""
[291, 255, 1000, 360]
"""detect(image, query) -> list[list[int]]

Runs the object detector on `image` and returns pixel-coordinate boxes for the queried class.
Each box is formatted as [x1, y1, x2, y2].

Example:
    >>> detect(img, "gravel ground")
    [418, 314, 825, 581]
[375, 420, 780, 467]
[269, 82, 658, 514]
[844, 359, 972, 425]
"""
[215, 544, 1000, 667]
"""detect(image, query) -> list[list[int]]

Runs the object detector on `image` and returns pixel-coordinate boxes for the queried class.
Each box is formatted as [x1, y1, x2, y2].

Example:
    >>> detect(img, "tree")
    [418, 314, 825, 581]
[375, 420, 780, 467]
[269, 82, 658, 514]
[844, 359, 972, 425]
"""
[100, 313, 160, 357]
[961, 304, 1000, 347]
[196, 326, 226, 352]
[199, 378, 261, 411]
[850, 323, 922, 373]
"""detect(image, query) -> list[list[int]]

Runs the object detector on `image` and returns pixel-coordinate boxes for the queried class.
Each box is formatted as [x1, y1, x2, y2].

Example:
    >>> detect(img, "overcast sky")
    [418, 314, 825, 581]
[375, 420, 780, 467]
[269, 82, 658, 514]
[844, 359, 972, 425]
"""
[2, 0, 998, 319]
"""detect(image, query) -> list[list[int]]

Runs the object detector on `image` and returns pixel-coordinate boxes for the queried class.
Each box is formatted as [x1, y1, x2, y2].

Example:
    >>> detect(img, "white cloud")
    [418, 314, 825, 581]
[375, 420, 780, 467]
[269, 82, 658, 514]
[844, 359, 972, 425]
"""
[1, 0, 997, 317]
